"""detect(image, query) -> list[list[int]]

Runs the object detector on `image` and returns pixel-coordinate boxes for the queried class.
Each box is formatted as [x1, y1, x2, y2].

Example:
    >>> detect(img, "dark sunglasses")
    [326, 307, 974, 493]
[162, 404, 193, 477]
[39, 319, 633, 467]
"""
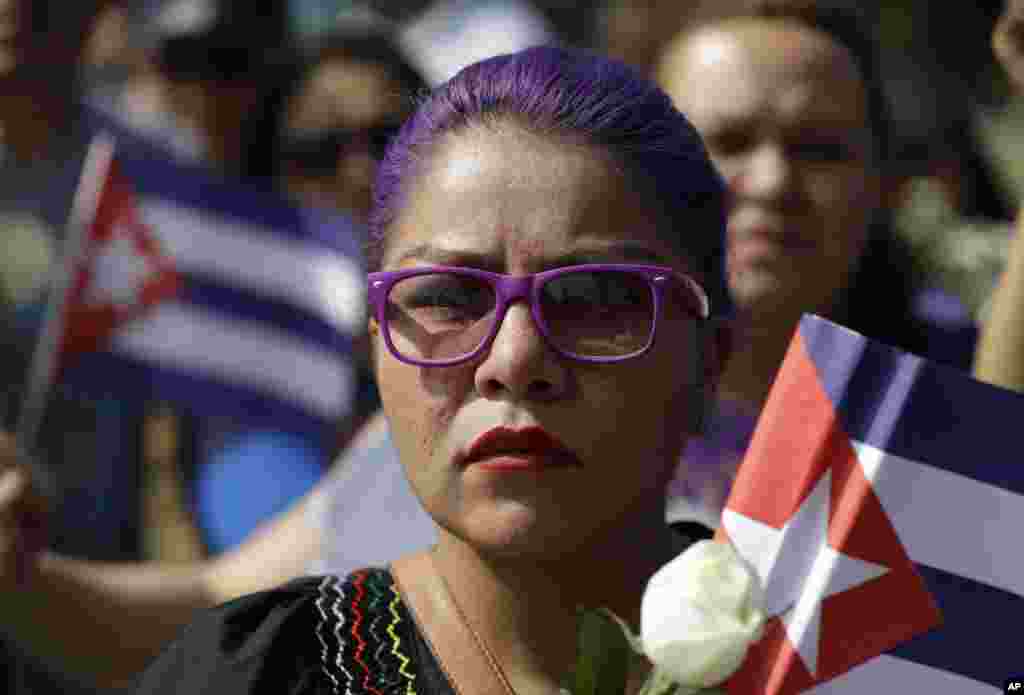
[278, 123, 403, 175]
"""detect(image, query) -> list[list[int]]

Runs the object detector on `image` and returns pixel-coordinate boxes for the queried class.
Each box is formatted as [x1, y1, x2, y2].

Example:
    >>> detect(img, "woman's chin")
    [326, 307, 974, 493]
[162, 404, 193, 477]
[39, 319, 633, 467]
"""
[449, 499, 580, 557]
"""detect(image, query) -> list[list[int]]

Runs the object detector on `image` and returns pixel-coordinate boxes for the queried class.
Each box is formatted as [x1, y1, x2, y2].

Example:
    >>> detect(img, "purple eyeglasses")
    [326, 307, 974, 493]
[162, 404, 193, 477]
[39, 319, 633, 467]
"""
[367, 263, 709, 367]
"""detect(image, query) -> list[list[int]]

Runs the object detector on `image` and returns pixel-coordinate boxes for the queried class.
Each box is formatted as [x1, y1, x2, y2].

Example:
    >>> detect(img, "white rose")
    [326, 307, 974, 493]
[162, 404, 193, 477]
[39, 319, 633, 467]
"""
[640, 540, 766, 690]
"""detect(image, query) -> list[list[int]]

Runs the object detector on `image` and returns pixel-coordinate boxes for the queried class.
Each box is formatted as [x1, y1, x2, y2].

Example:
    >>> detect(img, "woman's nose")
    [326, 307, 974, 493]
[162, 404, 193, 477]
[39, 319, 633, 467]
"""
[473, 302, 568, 402]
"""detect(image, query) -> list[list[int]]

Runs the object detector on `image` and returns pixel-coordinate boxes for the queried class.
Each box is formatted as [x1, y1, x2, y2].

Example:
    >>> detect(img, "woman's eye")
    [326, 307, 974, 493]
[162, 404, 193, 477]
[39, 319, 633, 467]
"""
[407, 290, 473, 312]
[398, 280, 492, 321]
[407, 288, 459, 307]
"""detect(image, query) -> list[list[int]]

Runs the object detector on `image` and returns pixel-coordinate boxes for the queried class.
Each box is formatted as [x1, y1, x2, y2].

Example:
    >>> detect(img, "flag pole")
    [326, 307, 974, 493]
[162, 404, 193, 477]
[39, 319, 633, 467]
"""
[14, 134, 117, 458]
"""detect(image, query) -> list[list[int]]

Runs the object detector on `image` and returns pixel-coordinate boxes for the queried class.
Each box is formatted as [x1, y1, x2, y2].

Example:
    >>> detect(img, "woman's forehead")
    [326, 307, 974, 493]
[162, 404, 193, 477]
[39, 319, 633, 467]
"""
[428, 127, 610, 195]
[384, 130, 690, 271]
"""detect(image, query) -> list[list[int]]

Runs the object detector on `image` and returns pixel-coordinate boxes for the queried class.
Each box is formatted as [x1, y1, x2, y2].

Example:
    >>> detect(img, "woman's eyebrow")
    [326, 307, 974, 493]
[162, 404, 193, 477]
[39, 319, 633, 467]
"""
[558, 242, 671, 266]
[391, 241, 671, 269]
[392, 244, 502, 270]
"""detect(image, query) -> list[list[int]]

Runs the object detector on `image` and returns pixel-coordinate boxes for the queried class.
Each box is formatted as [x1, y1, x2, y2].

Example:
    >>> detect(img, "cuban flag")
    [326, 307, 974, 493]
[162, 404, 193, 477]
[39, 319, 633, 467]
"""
[718, 315, 1023, 694]
[26, 134, 364, 448]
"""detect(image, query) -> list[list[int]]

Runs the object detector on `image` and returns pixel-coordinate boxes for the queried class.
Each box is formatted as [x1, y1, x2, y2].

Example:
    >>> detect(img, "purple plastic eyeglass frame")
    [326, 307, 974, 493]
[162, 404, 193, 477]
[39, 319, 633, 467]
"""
[367, 263, 710, 367]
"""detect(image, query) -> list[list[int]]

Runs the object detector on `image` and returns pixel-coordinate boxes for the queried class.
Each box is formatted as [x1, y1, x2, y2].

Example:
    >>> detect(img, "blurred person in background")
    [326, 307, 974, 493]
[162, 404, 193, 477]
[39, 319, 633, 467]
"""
[0, 15, 428, 691]
[271, 16, 429, 459]
[90, 0, 369, 556]
[879, 3, 1019, 325]
[0, 0, 362, 688]
[653, 0, 979, 524]
[192, 16, 431, 552]
[975, 0, 1024, 392]
[276, 21, 427, 222]
[0, 2, 147, 692]
[886, 58, 1018, 324]
[120, 0, 293, 178]
[1, 0, 315, 561]
[595, 0, 1018, 327]
[135, 0, 323, 556]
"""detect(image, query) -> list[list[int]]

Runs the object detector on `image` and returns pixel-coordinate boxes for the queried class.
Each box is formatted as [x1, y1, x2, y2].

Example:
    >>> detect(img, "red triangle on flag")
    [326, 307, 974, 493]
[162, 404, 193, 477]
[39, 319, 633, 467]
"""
[57, 156, 181, 373]
[718, 331, 941, 694]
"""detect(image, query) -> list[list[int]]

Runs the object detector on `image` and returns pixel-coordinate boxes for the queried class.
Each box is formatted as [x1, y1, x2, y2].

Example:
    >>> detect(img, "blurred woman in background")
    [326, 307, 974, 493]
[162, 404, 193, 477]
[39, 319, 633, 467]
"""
[276, 26, 427, 221]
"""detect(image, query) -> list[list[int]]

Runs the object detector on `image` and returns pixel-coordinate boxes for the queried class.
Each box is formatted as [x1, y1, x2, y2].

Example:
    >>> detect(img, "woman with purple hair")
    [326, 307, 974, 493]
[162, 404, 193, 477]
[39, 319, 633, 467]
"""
[133, 44, 733, 694]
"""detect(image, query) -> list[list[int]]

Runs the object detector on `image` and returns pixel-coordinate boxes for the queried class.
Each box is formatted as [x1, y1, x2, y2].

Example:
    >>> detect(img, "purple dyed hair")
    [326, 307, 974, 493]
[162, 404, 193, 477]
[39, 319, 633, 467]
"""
[367, 45, 731, 316]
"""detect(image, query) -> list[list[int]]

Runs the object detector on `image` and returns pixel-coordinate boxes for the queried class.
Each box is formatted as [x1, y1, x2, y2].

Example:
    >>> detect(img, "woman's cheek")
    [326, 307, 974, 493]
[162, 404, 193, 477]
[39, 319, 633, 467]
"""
[420, 362, 476, 404]
[404, 364, 472, 459]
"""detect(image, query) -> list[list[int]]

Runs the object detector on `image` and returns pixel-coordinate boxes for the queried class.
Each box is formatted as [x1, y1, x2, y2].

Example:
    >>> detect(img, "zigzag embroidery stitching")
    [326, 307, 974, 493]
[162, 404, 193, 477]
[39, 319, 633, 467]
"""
[387, 580, 418, 695]
[315, 576, 343, 694]
[349, 571, 386, 695]
[366, 571, 402, 692]
[333, 572, 360, 695]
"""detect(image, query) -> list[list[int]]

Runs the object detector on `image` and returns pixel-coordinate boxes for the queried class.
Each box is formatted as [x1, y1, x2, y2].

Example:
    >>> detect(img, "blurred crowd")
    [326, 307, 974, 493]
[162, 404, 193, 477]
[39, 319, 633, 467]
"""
[1, 0, 1023, 693]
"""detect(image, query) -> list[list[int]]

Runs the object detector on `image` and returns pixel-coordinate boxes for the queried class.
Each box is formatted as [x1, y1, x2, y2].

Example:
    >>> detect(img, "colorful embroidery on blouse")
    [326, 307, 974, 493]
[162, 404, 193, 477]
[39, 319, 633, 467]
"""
[315, 570, 418, 695]
[388, 583, 418, 694]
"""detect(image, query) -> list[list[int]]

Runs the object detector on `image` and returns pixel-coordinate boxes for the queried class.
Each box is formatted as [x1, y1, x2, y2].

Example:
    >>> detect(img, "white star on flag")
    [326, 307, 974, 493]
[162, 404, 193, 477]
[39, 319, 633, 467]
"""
[83, 226, 155, 308]
[723, 470, 890, 676]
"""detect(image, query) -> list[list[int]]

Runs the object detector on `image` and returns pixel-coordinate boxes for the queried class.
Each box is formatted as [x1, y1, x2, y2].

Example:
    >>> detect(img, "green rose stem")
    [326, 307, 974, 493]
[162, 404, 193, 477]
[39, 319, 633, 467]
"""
[563, 607, 633, 695]
[564, 607, 727, 695]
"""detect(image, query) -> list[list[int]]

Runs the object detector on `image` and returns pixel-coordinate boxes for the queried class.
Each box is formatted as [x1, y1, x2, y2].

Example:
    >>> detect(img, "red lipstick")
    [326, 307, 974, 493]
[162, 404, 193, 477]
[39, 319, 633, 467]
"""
[460, 426, 583, 472]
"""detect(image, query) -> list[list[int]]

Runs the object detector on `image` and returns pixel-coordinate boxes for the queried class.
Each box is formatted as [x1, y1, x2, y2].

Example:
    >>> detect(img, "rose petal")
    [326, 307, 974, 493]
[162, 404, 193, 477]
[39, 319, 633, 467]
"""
[648, 542, 756, 614]
[648, 630, 754, 687]
[640, 540, 766, 687]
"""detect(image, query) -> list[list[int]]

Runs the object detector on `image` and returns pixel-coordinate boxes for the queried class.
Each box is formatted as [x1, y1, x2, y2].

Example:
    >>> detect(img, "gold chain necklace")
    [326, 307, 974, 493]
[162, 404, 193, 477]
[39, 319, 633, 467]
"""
[426, 552, 573, 695]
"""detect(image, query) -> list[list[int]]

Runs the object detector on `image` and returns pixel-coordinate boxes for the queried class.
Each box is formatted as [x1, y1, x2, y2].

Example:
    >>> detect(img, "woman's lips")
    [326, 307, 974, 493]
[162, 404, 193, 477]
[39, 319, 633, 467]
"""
[472, 454, 571, 472]
[459, 426, 583, 472]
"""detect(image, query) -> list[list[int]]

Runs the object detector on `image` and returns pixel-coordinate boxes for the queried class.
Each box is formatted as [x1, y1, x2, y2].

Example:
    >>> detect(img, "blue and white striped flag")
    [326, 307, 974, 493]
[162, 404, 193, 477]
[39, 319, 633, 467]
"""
[30, 135, 365, 447]
[719, 315, 1023, 694]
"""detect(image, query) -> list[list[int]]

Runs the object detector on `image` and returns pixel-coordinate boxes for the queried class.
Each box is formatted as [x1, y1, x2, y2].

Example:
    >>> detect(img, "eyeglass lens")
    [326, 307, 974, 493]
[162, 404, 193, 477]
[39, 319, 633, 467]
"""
[384, 270, 657, 363]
